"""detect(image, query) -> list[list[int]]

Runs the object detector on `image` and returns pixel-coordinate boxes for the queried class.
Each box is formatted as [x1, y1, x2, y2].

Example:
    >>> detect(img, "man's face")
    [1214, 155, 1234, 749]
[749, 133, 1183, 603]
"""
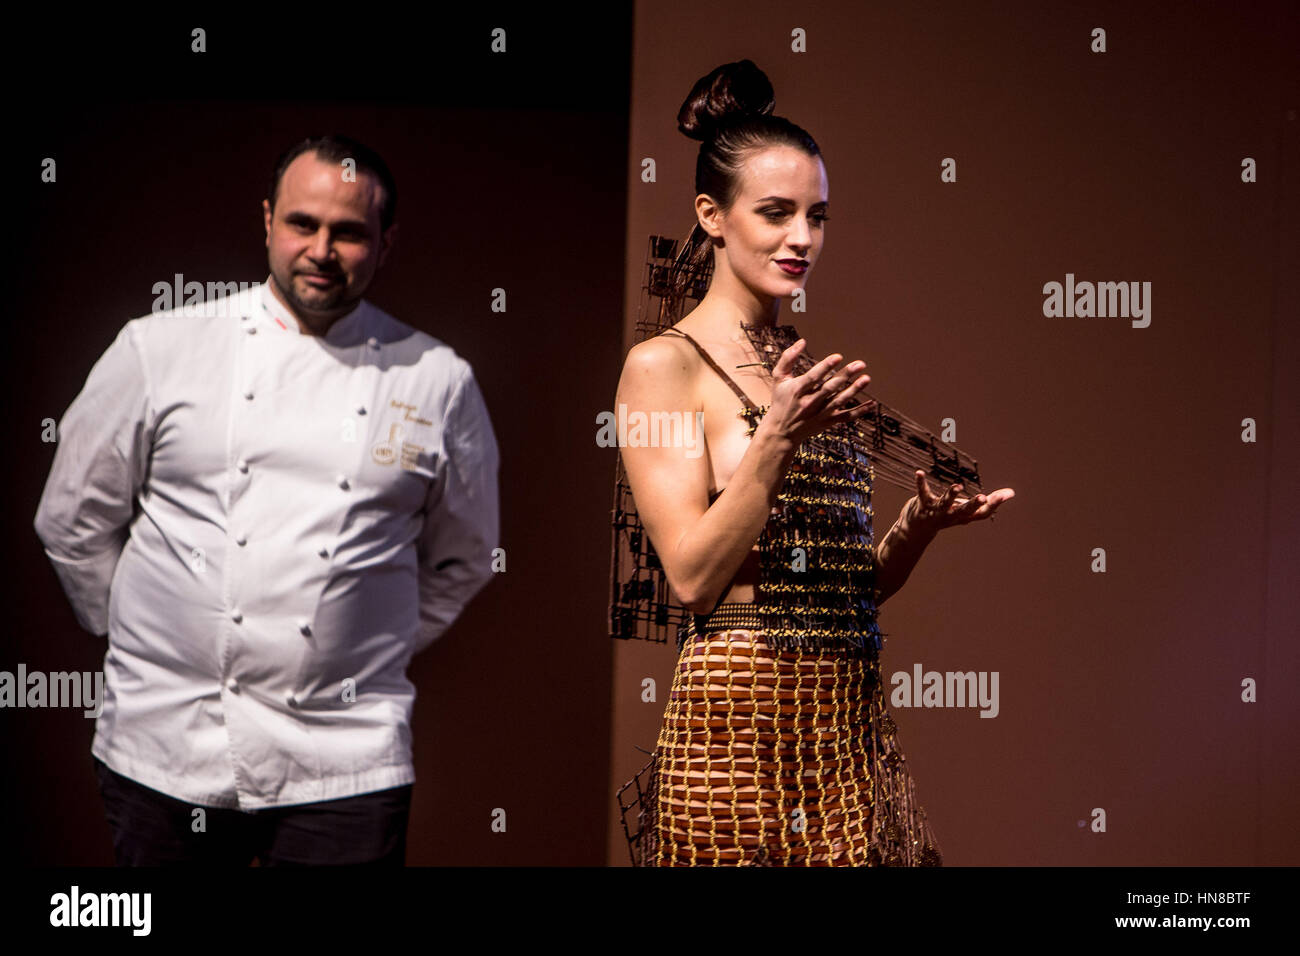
[262, 151, 395, 324]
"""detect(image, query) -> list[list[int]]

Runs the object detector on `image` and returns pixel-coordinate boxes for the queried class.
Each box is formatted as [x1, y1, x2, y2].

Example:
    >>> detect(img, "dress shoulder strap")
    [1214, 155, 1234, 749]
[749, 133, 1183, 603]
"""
[659, 329, 760, 413]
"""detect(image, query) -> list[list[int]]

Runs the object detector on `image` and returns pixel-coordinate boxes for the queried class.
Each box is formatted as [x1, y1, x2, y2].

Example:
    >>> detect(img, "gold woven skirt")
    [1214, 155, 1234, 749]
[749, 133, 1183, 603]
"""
[641, 606, 942, 867]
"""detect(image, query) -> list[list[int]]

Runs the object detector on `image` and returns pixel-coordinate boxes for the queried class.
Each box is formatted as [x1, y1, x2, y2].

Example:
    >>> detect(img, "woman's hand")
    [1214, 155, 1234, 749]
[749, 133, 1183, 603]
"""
[755, 339, 876, 447]
[905, 469, 1016, 535]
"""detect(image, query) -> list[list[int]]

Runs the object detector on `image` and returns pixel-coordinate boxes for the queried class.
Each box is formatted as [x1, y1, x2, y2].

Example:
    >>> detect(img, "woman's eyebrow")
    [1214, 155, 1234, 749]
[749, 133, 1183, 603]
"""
[751, 195, 829, 208]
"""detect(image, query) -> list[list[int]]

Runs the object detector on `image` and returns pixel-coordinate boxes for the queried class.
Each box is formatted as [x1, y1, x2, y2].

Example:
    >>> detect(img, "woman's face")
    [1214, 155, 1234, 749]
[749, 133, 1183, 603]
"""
[706, 144, 829, 300]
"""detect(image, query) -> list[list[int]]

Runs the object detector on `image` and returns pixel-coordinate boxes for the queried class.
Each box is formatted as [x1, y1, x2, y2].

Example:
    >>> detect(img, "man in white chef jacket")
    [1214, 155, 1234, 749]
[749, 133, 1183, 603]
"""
[33, 134, 500, 865]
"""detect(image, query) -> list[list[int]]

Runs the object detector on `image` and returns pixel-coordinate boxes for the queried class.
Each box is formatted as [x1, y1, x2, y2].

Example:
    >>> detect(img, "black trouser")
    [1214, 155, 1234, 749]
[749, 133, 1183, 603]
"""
[93, 756, 412, 866]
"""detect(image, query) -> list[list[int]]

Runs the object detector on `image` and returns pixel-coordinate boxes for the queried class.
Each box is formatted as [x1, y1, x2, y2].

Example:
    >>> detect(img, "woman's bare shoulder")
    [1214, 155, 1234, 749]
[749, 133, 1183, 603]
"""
[621, 330, 700, 382]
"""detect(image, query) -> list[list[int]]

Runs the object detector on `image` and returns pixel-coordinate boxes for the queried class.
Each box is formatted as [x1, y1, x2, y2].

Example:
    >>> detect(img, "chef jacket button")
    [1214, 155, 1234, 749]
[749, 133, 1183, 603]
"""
[357, 405, 366, 415]
[235, 533, 247, 546]
[337, 474, 350, 490]
[231, 608, 243, 623]
[317, 546, 329, 559]
[243, 389, 254, 400]
[298, 620, 311, 636]
[245, 325, 257, 335]
[226, 678, 239, 694]
[287, 694, 299, 709]
[367, 336, 380, 350]
[237, 459, 249, 474]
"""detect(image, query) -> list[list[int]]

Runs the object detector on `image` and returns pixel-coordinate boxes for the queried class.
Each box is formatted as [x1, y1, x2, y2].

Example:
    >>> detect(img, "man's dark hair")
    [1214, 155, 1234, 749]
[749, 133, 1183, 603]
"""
[267, 134, 398, 232]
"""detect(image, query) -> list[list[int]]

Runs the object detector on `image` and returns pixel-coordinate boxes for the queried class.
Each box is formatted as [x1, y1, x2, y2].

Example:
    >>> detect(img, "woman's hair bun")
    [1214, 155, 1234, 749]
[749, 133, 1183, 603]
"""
[677, 59, 775, 142]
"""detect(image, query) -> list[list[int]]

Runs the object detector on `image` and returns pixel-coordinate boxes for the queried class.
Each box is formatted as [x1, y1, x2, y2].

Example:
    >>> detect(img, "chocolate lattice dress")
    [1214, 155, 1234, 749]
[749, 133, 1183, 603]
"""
[636, 326, 942, 867]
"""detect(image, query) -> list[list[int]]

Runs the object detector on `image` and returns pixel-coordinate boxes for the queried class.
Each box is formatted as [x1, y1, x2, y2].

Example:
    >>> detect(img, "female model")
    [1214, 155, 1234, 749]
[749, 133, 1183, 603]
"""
[615, 60, 1014, 866]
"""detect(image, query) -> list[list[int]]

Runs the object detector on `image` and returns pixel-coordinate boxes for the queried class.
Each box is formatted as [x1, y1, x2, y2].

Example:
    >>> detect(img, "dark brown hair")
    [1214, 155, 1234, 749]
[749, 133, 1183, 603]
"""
[267, 134, 398, 232]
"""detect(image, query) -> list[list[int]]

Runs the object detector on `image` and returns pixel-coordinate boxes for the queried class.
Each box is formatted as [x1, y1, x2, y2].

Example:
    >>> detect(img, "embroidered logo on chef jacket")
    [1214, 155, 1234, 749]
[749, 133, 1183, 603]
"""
[371, 400, 434, 471]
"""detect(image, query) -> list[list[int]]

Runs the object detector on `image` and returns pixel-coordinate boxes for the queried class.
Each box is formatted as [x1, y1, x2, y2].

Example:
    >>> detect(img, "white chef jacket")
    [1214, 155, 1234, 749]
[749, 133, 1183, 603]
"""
[33, 280, 500, 809]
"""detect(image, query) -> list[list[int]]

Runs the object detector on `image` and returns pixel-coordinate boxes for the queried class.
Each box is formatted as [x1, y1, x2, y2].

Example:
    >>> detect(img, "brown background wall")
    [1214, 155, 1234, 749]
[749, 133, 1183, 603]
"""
[607, 0, 1299, 865]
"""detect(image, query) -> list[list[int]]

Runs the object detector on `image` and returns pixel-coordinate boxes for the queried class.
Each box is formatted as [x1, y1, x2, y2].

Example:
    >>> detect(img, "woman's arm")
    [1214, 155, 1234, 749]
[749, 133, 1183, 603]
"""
[616, 335, 872, 615]
[615, 336, 797, 614]
[874, 470, 1014, 605]
[873, 496, 937, 607]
